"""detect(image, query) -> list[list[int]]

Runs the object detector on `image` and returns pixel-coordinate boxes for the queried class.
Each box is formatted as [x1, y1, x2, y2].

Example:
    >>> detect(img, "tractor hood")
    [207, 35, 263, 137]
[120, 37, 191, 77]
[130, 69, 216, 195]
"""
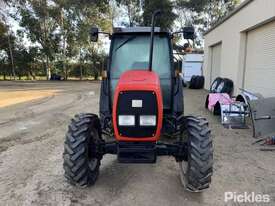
[115, 70, 161, 92]
[112, 69, 163, 142]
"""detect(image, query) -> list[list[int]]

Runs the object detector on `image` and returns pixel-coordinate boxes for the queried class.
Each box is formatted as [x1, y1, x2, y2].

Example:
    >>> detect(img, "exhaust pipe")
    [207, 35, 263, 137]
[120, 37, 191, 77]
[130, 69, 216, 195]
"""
[148, 10, 162, 72]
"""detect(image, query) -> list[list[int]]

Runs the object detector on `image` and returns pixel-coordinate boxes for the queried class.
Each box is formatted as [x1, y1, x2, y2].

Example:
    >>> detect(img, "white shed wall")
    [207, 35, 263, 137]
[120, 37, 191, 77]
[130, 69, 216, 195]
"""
[203, 0, 275, 95]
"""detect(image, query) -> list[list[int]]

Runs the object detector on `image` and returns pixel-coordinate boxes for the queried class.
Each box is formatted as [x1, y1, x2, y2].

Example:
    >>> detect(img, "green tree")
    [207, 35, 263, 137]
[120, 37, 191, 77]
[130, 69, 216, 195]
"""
[176, 0, 240, 30]
[7, 0, 111, 80]
[50, 0, 111, 79]
[0, 20, 9, 79]
[142, 0, 177, 30]
[0, 18, 17, 79]
[16, 0, 60, 80]
[0, 20, 41, 80]
[115, 0, 142, 26]
[175, 0, 240, 46]
[0, 21, 8, 54]
[115, 0, 176, 30]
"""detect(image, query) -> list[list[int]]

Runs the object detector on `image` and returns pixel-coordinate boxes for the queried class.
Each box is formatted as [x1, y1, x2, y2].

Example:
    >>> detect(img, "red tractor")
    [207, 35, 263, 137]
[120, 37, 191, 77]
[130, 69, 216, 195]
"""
[63, 11, 213, 192]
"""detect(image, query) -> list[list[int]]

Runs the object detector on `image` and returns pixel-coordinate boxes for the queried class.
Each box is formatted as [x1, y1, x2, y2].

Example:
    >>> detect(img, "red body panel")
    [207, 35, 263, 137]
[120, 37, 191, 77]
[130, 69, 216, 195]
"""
[112, 70, 163, 142]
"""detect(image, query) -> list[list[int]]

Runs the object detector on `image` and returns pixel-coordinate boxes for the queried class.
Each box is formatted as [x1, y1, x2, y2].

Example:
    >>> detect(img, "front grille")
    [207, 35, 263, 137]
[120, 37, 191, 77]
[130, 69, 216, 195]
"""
[116, 91, 158, 137]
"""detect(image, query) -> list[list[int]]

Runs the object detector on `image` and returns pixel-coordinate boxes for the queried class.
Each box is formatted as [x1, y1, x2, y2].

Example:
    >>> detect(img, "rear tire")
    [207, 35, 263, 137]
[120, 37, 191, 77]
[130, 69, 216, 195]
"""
[194, 76, 200, 89]
[179, 116, 213, 192]
[190, 76, 204, 89]
[63, 113, 103, 187]
[189, 75, 196, 89]
[220, 78, 234, 96]
[197, 76, 205, 89]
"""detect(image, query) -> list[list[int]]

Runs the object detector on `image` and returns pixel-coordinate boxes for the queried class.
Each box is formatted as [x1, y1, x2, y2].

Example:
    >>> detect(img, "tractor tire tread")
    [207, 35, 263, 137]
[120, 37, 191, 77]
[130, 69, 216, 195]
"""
[183, 116, 213, 192]
[63, 113, 102, 187]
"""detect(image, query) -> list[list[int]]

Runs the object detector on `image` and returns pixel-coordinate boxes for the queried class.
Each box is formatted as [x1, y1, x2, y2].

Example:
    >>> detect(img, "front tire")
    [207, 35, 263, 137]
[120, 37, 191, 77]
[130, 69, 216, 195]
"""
[63, 113, 103, 187]
[179, 116, 213, 192]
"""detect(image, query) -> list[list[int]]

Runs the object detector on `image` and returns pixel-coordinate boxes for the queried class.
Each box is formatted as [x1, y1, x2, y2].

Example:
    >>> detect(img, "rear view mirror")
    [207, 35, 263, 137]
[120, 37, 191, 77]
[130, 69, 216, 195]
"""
[183, 27, 195, 40]
[90, 27, 99, 42]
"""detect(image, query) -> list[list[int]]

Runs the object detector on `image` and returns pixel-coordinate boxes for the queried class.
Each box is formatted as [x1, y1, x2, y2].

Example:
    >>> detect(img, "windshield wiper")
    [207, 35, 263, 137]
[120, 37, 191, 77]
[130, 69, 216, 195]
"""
[114, 36, 137, 52]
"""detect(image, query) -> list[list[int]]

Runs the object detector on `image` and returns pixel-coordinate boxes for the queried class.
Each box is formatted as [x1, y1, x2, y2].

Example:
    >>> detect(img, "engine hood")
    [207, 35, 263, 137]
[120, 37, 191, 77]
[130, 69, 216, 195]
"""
[116, 70, 161, 91]
[112, 69, 163, 142]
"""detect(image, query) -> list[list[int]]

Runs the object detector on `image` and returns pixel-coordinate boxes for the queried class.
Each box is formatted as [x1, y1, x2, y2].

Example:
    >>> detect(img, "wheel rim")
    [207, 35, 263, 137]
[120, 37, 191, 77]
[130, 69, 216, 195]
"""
[211, 81, 217, 91]
[216, 82, 224, 93]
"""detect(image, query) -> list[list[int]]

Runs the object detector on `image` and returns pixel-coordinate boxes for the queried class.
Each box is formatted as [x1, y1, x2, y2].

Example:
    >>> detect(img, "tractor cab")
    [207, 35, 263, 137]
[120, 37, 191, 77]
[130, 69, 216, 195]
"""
[109, 27, 173, 111]
[96, 24, 193, 135]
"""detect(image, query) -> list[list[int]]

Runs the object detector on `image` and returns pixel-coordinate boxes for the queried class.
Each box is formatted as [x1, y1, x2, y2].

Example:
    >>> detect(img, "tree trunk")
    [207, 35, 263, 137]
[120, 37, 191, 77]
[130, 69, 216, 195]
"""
[60, 9, 67, 80]
[127, 5, 133, 27]
[94, 69, 98, 80]
[30, 70, 36, 80]
[41, 0, 51, 80]
[7, 34, 15, 80]
[80, 65, 83, 80]
[65, 66, 68, 80]
[46, 56, 51, 80]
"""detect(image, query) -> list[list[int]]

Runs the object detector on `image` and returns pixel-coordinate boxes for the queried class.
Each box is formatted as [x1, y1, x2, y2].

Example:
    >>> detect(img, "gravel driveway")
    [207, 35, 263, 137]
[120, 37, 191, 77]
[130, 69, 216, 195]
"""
[0, 81, 274, 206]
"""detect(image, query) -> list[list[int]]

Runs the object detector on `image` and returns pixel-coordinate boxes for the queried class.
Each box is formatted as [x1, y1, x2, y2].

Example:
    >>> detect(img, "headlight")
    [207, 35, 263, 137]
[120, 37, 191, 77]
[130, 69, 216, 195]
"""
[118, 115, 135, 126]
[139, 115, 156, 126]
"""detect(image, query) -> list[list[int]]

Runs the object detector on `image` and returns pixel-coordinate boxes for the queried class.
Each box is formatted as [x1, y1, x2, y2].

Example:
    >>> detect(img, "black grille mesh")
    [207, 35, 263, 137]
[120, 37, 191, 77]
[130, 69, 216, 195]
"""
[116, 91, 158, 137]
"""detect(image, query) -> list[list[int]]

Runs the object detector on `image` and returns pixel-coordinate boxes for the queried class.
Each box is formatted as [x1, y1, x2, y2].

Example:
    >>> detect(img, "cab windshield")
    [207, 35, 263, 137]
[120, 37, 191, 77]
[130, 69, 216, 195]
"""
[110, 34, 171, 78]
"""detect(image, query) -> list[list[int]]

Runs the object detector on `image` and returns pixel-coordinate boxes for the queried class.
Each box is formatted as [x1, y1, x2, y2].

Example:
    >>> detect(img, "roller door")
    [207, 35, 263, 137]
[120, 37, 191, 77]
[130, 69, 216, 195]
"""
[210, 43, 222, 84]
[244, 20, 275, 97]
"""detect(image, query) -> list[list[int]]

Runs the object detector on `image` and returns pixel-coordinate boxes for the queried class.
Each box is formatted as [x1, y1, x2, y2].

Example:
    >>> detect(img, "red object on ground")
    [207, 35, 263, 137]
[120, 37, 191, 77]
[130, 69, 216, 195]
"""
[112, 70, 163, 142]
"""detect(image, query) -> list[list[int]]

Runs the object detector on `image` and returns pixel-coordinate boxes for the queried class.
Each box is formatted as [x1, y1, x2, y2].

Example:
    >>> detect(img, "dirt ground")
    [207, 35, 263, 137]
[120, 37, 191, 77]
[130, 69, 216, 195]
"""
[0, 81, 274, 206]
[0, 89, 60, 108]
